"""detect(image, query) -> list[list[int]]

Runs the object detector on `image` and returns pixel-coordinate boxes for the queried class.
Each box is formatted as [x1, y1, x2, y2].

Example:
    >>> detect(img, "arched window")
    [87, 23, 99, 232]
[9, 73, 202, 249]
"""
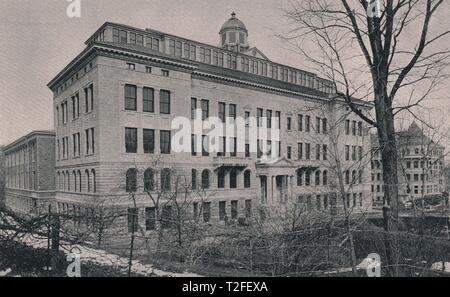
[323, 170, 328, 186]
[244, 170, 251, 188]
[126, 168, 137, 192]
[73, 171, 77, 192]
[86, 170, 90, 192]
[144, 168, 154, 192]
[297, 169, 303, 186]
[161, 168, 171, 191]
[78, 170, 82, 192]
[91, 169, 96, 193]
[191, 169, 197, 190]
[201, 169, 210, 189]
[315, 170, 321, 186]
[230, 169, 237, 188]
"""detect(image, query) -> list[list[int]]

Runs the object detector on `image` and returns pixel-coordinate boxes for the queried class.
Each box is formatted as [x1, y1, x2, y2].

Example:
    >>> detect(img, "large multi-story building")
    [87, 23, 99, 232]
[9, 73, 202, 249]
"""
[3, 130, 56, 213]
[371, 122, 446, 208]
[41, 13, 373, 229]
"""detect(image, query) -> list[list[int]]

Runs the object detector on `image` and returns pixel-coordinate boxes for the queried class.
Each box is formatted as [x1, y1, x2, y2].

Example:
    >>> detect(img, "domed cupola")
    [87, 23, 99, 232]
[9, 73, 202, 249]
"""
[219, 12, 249, 52]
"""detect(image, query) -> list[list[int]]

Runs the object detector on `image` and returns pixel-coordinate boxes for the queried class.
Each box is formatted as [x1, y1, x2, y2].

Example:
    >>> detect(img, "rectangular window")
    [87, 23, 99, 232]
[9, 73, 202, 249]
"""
[160, 130, 171, 154]
[322, 118, 328, 134]
[231, 201, 238, 220]
[316, 144, 321, 160]
[287, 117, 292, 130]
[159, 90, 171, 114]
[125, 84, 137, 111]
[202, 135, 209, 156]
[287, 146, 292, 159]
[229, 104, 237, 122]
[352, 121, 357, 136]
[191, 97, 197, 120]
[145, 207, 156, 230]
[358, 121, 363, 136]
[316, 117, 321, 134]
[199, 47, 205, 62]
[169, 39, 175, 55]
[345, 145, 350, 161]
[190, 45, 196, 60]
[146, 66, 152, 73]
[191, 134, 198, 156]
[119, 30, 127, 43]
[266, 110, 272, 128]
[201, 99, 209, 120]
[245, 143, 250, 158]
[205, 49, 211, 64]
[230, 137, 237, 157]
[113, 28, 119, 42]
[219, 201, 226, 221]
[127, 208, 138, 233]
[305, 143, 311, 160]
[130, 32, 136, 44]
[161, 70, 169, 77]
[175, 41, 182, 57]
[345, 120, 350, 135]
[298, 114, 303, 131]
[136, 34, 143, 46]
[305, 115, 310, 132]
[217, 137, 226, 157]
[218, 102, 226, 123]
[125, 128, 138, 153]
[298, 143, 303, 159]
[218, 52, 224, 66]
[275, 111, 281, 129]
[213, 50, 218, 65]
[143, 87, 154, 112]
[245, 200, 252, 218]
[203, 202, 211, 223]
[143, 129, 155, 154]
[257, 108, 263, 127]
[323, 145, 328, 161]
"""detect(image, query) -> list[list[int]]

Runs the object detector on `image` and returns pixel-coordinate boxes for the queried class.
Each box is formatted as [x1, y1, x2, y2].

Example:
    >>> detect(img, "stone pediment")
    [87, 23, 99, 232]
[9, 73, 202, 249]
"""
[243, 47, 270, 61]
[256, 156, 296, 168]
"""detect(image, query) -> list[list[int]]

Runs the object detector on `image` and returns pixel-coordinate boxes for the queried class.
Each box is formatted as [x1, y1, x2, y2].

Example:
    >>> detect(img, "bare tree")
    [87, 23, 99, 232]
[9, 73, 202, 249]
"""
[281, 0, 449, 275]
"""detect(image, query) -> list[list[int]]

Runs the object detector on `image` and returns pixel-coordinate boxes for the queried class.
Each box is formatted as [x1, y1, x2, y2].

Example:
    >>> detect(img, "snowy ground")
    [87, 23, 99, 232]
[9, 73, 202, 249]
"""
[2, 232, 202, 277]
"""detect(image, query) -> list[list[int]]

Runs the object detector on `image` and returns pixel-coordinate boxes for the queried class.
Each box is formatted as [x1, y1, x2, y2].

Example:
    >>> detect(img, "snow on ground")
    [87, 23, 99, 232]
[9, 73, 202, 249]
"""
[4, 231, 202, 277]
[431, 262, 450, 273]
[0, 268, 12, 277]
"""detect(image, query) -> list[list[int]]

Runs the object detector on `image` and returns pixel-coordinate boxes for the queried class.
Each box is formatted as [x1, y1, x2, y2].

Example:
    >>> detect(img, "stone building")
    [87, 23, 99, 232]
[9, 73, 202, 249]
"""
[3, 130, 56, 213]
[45, 13, 372, 230]
[371, 122, 446, 208]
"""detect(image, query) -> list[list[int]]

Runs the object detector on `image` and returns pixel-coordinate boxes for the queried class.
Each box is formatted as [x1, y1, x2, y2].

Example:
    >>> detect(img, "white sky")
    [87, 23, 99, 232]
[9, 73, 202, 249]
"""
[0, 0, 449, 150]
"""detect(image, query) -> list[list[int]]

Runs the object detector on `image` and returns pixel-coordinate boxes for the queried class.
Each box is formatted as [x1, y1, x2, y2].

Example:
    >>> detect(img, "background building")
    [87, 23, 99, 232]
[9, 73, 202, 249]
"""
[3, 130, 56, 213]
[43, 13, 373, 230]
[371, 122, 446, 208]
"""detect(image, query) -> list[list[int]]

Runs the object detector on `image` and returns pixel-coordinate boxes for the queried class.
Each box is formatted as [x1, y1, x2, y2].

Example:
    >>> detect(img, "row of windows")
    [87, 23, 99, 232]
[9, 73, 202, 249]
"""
[55, 62, 94, 95]
[345, 145, 364, 161]
[57, 169, 96, 193]
[57, 128, 95, 160]
[127, 199, 253, 232]
[124, 84, 171, 114]
[125, 168, 252, 193]
[125, 128, 170, 154]
[345, 120, 364, 136]
[57, 84, 94, 126]
[401, 147, 444, 157]
[298, 192, 364, 210]
[163, 37, 334, 93]
[112, 28, 160, 51]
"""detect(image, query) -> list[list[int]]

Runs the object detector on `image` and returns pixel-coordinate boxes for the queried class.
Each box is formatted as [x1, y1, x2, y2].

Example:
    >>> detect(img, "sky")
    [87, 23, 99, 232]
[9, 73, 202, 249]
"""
[0, 0, 449, 148]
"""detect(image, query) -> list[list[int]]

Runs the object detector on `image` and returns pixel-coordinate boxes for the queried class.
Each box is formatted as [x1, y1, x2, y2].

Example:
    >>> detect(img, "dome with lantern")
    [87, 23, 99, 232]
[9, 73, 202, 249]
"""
[219, 12, 249, 52]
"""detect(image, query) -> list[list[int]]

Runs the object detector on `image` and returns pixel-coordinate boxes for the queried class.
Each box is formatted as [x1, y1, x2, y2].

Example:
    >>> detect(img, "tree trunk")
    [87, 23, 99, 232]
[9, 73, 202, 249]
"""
[375, 92, 400, 276]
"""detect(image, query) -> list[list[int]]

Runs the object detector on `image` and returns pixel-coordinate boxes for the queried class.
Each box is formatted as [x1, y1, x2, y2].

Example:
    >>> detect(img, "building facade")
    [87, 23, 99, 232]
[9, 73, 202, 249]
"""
[3, 131, 56, 213]
[46, 13, 373, 229]
[371, 122, 446, 208]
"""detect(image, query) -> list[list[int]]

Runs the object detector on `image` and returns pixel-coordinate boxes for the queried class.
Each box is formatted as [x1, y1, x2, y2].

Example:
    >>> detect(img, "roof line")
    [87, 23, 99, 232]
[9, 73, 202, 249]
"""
[3, 130, 55, 152]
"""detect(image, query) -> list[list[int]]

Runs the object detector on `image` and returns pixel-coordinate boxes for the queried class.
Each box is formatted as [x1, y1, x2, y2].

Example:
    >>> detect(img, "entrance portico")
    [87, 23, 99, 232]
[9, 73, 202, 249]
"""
[256, 157, 296, 205]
